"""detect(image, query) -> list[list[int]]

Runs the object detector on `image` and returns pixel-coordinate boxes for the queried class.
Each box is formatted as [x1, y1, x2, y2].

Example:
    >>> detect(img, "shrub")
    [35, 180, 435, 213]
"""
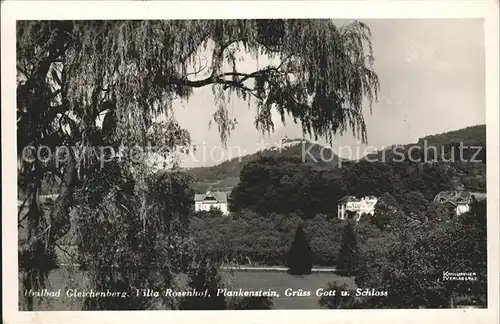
[178, 255, 226, 310]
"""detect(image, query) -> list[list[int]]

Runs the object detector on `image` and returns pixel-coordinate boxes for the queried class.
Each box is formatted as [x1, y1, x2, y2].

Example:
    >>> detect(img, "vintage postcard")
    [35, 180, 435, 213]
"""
[2, 1, 499, 323]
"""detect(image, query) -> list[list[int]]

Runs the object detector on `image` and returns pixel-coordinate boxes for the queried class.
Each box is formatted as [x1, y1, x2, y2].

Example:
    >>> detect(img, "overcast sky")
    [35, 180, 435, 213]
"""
[170, 19, 485, 167]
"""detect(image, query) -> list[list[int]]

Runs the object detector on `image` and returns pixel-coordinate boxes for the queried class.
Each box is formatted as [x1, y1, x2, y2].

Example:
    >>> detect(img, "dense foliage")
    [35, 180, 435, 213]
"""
[75, 167, 197, 310]
[179, 255, 227, 310]
[190, 211, 345, 267]
[187, 124, 485, 194]
[354, 200, 487, 308]
[230, 155, 464, 218]
[230, 156, 347, 218]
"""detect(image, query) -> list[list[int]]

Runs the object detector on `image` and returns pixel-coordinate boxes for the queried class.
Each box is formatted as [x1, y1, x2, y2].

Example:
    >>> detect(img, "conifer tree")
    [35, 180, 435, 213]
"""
[337, 221, 360, 276]
[287, 225, 313, 275]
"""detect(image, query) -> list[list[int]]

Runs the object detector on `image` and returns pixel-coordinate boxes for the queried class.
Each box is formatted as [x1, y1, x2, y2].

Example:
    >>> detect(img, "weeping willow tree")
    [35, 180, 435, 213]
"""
[17, 19, 380, 310]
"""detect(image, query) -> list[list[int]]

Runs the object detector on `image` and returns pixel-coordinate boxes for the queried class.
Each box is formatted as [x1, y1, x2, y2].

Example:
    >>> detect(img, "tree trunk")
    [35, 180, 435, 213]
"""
[48, 150, 77, 243]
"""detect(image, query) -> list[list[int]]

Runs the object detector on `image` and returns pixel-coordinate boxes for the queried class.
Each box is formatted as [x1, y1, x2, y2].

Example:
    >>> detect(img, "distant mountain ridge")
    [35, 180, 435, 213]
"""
[417, 124, 486, 146]
[360, 124, 486, 162]
[186, 138, 344, 192]
[187, 124, 486, 193]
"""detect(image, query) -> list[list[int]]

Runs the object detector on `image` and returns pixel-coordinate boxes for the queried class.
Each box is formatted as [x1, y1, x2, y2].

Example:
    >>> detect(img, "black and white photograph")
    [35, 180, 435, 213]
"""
[2, 1, 499, 323]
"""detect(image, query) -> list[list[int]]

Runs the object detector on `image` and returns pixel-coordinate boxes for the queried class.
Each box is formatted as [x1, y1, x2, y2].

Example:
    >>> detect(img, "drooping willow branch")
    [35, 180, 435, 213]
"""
[16, 19, 380, 309]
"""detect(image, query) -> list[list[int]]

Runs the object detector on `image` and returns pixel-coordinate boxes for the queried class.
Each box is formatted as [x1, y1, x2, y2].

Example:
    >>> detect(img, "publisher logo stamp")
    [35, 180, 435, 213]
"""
[442, 271, 478, 281]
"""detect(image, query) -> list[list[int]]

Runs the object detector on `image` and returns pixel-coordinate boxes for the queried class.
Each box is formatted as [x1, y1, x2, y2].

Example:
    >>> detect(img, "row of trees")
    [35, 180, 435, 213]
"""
[316, 199, 488, 309]
[191, 181, 465, 268]
[230, 156, 464, 218]
[190, 193, 487, 308]
[190, 210, 352, 266]
[182, 195, 487, 310]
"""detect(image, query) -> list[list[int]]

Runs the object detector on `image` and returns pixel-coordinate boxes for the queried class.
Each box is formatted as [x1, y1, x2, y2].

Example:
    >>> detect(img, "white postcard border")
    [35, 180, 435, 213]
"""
[2, 1, 499, 323]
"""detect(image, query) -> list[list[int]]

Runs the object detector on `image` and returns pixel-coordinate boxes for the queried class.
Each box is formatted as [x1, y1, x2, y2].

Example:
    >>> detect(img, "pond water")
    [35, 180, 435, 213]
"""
[19, 268, 355, 310]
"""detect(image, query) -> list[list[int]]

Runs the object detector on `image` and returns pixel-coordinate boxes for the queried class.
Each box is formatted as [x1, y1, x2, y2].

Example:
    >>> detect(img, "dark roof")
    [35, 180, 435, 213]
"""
[434, 191, 474, 205]
[338, 196, 360, 203]
[194, 191, 230, 203]
[194, 194, 206, 201]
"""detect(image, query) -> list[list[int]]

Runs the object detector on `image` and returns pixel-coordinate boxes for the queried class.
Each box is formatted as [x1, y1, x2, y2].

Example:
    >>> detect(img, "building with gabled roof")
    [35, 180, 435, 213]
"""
[433, 190, 485, 217]
[337, 195, 378, 221]
[194, 190, 230, 215]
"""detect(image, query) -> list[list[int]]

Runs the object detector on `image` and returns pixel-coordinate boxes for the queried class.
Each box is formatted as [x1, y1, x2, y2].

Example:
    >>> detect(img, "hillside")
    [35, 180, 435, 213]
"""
[418, 124, 486, 147]
[186, 138, 344, 192]
[18, 125, 487, 196]
[361, 124, 486, 162]
[360, 124, 486, 192]
[189, 125, 487, 194]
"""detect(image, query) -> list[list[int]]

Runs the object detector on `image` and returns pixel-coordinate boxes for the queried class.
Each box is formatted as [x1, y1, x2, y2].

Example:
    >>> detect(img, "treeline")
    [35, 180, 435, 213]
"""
[190, 210, 353, 266]
[352, 199, 487, 308]
[189, 197, 487, 308]
[188, 187, 459, 268]
[317, 201, 487, 309]
[229, 155, 466, 218]
[418, 124, 486, 147]
[187, 148, 487, 308]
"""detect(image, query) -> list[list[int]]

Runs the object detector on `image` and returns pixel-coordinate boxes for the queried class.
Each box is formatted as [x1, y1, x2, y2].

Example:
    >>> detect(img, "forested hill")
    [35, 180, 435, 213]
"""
[187, 125, 486, 193]
[229, 124, 487, 218]
[186, 138, 344, 193]
[417, 124, 486, 146]
[27, 125, 486, 196]
[361, 124, 486, 163]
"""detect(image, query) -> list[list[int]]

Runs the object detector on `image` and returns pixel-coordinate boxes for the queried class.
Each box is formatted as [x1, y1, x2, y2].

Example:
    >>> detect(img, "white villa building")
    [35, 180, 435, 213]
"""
[194, 191, 230, 215]
[337, 195, 378, 221]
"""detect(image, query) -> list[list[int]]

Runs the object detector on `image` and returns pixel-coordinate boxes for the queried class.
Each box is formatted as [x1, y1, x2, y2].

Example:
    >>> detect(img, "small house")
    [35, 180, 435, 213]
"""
[337, 195, 378, 221]
[433, 191, 482, 217]
[194, 191, 230, 215]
